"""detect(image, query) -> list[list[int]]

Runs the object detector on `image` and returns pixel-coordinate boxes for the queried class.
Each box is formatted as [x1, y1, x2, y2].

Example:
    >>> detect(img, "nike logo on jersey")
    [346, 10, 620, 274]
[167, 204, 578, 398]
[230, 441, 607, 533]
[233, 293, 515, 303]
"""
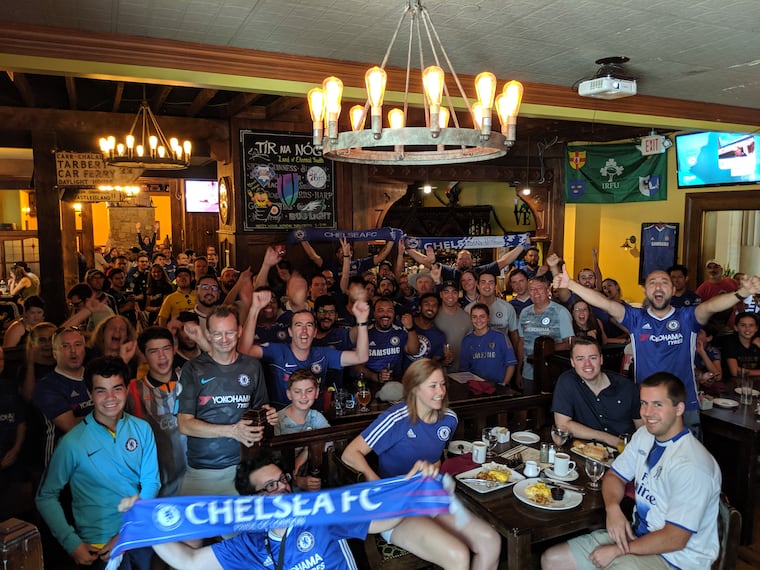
[200, 377, 217, 384]
[87, 450, 99, 457]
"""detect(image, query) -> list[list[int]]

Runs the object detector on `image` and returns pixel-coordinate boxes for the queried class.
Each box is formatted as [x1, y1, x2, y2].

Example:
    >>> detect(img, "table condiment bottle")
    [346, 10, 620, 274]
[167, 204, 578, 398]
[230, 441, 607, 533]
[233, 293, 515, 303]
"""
[548, 444, 556, 463]
[540, 442, 549, 463]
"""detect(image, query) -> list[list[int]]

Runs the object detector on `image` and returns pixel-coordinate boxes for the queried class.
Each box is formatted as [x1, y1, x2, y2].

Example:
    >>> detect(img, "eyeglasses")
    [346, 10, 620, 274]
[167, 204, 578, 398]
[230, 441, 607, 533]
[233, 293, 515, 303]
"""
[209, 330, 238, 341]
[199, 284, 220, 292]
[317, 309, 336, 315]
[255, 472, 292, 494]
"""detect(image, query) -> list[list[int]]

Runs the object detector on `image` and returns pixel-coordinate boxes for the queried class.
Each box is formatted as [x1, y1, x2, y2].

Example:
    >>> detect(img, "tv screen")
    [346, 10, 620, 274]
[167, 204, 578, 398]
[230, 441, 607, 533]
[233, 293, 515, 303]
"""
[676, 131, 760, 188]
[185, 180, 219, 213]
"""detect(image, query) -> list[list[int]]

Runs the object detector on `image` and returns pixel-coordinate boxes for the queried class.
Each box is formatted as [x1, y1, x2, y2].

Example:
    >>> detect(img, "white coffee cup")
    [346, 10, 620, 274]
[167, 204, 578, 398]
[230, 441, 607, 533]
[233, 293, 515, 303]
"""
[471, 441, 487, 464]
[553, 452, 576, 477]
[523, 460, 540, 477]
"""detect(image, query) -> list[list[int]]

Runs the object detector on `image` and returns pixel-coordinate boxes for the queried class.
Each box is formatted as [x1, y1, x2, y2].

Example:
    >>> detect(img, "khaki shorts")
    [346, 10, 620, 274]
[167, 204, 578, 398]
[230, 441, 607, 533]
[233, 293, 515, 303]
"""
[179, 465, 238, 496]
[568, 529, 672, 570]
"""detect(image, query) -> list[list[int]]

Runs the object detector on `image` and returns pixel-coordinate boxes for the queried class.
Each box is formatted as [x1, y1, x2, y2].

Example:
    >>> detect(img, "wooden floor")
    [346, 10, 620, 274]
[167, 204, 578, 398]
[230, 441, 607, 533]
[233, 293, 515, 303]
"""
[738, 498, 760, 569]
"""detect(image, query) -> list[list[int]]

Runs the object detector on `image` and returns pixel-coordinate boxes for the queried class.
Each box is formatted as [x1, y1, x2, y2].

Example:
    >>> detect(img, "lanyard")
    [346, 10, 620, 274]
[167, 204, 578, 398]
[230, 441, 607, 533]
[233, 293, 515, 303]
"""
[265, 529, 288, 570]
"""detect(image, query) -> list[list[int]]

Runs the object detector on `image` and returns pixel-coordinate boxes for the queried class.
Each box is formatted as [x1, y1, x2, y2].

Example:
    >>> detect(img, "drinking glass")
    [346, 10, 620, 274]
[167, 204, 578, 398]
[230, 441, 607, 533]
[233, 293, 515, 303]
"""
[551, 425, 571, 450]
[585, 459, 605, 490]
[482, 427, 498, 461]
[334, 389, 347, 416]
[356, 387, 372, 413]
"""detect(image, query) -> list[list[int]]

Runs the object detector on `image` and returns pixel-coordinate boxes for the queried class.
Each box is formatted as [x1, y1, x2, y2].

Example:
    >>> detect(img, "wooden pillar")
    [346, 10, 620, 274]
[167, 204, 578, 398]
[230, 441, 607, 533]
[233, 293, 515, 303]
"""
[80, 203, 95, 267]
[32, 130, 75, 324]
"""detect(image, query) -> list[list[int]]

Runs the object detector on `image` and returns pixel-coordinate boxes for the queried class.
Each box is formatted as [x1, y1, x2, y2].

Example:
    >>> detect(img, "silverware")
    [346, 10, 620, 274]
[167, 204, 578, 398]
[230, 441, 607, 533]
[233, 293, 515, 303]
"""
[458, 478, 504, 488]
[539, 477, 586, 494]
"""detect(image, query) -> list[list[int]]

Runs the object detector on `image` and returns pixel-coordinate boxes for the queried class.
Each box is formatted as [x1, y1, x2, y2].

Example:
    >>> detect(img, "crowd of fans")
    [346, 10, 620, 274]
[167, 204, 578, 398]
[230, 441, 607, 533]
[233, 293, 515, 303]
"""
[0, 232, 757, 569]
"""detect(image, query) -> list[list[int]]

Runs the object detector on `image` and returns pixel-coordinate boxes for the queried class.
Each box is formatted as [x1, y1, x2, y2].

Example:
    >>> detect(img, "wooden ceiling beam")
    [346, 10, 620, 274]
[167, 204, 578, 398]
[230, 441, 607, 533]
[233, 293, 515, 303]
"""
[112, 82, 124, 112]
[150, 85, 172, 113]
[187, 88, 218, 117]
[11, 73, 35, 107]
[0, 105, 229, 142]
[65, 75, 77, 110]
[226, 93, 264, 117]
[265, 96, 303, 120]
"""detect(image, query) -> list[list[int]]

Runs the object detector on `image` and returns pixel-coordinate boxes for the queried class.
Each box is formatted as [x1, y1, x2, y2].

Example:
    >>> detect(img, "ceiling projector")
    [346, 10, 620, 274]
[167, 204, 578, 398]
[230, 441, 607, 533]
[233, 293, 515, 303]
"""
[578, 76, 637, 100]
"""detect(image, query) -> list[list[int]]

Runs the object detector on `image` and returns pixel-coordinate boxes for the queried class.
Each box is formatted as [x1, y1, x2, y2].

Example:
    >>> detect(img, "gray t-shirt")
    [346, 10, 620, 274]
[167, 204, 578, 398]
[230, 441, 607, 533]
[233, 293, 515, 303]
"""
[434, 307, 472, 371]
[518, 301, 573, 380]
[465, 297, 518, 334]
[177, 352, 268, 469]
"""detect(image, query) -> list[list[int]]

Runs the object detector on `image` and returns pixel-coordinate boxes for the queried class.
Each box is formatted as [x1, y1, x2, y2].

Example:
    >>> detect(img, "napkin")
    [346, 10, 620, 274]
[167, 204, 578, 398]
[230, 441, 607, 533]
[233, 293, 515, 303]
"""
[468, 379, 496, 395]
[441, 453, 478, 476]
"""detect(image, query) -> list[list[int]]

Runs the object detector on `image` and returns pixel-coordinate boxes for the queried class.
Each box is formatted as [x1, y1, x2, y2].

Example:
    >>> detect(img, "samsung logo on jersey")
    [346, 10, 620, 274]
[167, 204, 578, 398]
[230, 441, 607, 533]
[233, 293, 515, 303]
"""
[369, 347, 401, 357]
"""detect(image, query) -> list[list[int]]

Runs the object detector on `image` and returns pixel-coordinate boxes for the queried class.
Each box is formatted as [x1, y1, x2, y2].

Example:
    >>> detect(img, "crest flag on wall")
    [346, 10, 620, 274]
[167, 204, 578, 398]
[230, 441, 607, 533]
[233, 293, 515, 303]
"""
[565, 143, 668, 203]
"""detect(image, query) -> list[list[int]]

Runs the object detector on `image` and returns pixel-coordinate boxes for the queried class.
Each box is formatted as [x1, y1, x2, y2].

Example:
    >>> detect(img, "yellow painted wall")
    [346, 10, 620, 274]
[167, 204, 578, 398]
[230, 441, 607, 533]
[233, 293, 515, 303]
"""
[421, 181, 537, 234]
[566, 146, 760, 304]
[0, 190, 21, 229]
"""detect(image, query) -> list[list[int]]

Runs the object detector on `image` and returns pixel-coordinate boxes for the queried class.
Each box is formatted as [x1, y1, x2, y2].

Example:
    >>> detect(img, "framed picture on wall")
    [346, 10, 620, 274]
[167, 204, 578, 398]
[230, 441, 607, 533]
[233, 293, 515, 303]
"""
[639, 222, 679, 283]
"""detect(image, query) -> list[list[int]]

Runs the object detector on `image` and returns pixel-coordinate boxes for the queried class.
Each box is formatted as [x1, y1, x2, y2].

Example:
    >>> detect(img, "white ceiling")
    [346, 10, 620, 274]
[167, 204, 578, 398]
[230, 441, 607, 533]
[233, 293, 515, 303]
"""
[0, 0, 758, 110]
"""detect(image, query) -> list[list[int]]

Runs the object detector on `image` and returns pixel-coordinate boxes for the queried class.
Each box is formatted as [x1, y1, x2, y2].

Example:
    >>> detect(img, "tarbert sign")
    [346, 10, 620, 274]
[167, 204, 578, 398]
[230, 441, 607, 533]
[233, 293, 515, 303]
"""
[55, 152, 143, 187]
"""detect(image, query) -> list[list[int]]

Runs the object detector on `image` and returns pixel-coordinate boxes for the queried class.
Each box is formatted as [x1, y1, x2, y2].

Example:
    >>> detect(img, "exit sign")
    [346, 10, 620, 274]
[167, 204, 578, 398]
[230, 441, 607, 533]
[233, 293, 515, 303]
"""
[637, 134, 667, 156]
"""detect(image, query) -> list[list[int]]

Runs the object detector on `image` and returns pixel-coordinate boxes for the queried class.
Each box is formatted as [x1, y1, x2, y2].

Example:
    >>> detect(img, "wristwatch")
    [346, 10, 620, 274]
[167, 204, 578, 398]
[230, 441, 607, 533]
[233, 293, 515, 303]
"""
[735, 292, 745, 301]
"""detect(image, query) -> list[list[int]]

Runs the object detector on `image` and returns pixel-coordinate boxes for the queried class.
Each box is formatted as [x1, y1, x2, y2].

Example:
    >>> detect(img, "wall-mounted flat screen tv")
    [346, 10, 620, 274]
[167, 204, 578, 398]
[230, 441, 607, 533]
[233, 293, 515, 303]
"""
[676, 131, 760, 188]
[185, 180, 219, 213]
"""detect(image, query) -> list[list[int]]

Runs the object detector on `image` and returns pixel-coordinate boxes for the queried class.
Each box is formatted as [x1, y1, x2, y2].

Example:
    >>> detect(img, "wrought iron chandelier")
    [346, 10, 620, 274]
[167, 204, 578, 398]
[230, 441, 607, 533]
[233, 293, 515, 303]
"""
[99, 88, 191, 170]
[307, 0, 524, 166]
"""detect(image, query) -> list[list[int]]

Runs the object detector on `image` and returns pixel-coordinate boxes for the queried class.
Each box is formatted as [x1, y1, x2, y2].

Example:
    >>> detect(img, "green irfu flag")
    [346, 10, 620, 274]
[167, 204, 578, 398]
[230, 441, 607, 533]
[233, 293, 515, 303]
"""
[565, 143, 667, 203]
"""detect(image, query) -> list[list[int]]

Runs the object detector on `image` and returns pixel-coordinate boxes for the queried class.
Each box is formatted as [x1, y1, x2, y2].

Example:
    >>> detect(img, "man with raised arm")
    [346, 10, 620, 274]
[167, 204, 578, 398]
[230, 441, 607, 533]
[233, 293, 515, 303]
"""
[176, 305, 276, 497]
[404, 238, 529, 284]
[553, 262, 760, 436]
[239, 290, 370, 408]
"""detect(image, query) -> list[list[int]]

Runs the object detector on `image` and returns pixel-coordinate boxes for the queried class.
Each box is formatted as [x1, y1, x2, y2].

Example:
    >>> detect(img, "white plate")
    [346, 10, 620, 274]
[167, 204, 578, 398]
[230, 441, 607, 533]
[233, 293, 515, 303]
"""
[447, 440, 472, 455]
[455, 462, 525, 494]
[513, 478, 583, 510]
[511, 431, 540, 445]
[570, 441, 615, 468]
[713, 398, 739, 409]
[543, 467, 579, 482]
[734, 387, 760, 397]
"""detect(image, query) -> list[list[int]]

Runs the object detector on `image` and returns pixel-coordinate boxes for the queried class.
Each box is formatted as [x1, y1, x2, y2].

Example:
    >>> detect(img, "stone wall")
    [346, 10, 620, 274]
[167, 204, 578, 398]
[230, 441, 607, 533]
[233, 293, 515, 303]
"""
[106, 206, 155, 253]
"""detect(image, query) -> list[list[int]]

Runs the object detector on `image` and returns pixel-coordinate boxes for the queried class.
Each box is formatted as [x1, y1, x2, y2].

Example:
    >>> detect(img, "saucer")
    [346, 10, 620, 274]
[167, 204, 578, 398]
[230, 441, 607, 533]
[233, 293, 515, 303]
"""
[544, 467, 579, 482]
[447, 440, 472, 455]
[713, 398, 739, 409]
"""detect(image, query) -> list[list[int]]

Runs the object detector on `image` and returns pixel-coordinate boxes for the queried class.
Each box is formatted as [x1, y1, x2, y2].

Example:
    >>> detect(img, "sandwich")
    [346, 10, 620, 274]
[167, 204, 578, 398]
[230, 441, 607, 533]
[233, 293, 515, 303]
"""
[572, 440, 608, 461]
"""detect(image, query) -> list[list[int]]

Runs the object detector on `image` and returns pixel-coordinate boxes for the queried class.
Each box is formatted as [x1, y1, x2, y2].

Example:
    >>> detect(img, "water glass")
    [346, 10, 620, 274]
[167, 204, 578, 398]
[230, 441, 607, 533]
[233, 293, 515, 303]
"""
[585, 459, 605, 491]
[739, 369, 754, 405]
[482, 427, 498, 460]
[334, 389, 347, 416]
[551, 425, 571, 450]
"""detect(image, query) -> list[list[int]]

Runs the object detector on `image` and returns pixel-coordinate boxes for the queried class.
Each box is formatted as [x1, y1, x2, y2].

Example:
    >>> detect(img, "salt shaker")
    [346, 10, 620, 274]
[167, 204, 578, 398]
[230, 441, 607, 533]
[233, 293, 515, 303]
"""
[548, 444, 556, 463]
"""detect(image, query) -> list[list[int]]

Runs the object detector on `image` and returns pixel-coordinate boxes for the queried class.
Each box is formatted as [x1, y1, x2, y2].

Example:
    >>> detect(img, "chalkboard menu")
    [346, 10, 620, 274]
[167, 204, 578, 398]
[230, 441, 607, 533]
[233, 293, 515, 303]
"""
[240, 130, 336, 231]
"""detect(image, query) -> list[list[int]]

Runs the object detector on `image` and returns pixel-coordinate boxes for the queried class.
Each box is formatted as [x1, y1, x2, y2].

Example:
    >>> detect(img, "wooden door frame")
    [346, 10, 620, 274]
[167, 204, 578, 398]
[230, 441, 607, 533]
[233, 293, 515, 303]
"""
[683, 189, 760, 279]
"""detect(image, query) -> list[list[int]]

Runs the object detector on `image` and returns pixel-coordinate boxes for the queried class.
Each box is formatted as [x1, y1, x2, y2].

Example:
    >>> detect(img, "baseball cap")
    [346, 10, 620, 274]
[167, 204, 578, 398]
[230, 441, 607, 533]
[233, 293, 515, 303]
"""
[705, 259, 722, 268]
[221, 266, 239, 275]
[441, 280, 458, 291]
[379, 260, 393, 268]
[175, 266, 192, 277]
[86, 269, 105, 280]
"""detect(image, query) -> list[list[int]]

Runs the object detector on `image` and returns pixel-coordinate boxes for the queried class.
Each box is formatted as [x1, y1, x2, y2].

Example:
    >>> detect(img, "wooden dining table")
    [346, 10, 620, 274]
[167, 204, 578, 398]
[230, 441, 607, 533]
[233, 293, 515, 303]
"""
[447, 440, 606, 569]
[700, 382, 760, 545]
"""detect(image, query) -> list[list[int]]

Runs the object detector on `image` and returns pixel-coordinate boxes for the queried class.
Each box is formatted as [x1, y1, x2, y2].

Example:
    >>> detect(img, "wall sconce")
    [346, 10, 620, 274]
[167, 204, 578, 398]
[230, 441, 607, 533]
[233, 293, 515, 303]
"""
[620, 235, 636, 251]
[73, 203, 82, 214]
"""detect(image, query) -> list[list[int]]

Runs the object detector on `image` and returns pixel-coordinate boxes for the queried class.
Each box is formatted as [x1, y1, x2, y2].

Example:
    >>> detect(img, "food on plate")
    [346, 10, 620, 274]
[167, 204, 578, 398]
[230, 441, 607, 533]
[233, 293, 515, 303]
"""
[476, 467, 511, 483]
[572, 440, 609, 461]
[524, 481, 553, 505]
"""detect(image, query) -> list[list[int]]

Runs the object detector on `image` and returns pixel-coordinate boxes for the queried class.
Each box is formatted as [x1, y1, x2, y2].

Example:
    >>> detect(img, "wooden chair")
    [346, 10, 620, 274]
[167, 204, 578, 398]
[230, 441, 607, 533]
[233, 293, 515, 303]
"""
[712, 493, 741, 570]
